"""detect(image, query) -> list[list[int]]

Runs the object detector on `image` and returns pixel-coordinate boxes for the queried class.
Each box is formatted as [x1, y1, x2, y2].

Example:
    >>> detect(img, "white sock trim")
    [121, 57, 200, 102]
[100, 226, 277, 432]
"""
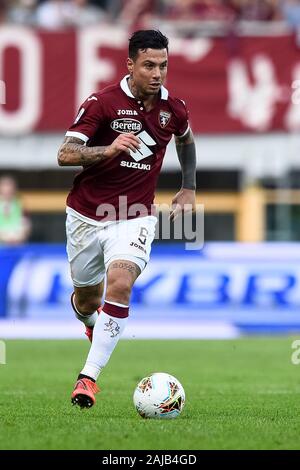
[105, 300, 128, 308]
[72, 293, 95, 318]
[72, 293, 98, 328]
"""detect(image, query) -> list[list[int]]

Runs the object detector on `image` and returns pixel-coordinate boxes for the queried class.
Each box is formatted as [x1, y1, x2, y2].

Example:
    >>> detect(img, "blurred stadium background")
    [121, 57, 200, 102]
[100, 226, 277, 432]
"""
[1, 0, 300, 339]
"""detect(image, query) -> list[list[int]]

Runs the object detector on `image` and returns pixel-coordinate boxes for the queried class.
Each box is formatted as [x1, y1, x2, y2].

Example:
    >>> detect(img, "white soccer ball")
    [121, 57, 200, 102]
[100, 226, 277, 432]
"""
[133, 372, 185, 419]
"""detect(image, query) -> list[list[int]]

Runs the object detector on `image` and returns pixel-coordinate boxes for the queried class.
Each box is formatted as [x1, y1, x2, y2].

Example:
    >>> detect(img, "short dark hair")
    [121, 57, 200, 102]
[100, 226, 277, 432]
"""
[129, 30, 169, 60]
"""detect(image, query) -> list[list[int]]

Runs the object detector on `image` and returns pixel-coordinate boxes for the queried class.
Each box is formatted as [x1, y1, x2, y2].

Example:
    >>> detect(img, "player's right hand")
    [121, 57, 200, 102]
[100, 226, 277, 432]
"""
[103, 133, 141, 158]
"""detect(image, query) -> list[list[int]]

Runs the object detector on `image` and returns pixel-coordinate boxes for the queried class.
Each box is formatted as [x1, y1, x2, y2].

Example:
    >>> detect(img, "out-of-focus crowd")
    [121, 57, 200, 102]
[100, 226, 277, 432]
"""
[0, 0, 300, 31]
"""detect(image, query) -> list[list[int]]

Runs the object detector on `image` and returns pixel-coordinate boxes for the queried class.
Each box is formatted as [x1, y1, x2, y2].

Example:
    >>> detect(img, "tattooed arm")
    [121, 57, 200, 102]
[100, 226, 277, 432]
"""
[57, 133, 141, 167]
[175, 128, 196, 191]
[169, 129, 197, 220]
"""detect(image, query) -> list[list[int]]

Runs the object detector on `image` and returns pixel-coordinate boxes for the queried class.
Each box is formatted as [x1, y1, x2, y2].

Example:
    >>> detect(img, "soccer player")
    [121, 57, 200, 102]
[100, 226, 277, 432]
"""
[57, 29, 196, 408]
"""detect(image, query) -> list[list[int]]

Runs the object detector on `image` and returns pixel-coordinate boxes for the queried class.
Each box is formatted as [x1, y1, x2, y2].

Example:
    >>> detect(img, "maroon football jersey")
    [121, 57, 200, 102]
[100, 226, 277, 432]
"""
[65, 75, 189, 221]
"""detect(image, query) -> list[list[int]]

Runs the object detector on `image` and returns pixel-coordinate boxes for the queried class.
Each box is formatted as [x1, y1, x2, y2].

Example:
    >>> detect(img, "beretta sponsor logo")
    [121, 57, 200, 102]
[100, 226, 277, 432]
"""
[111, 118, 142, 134]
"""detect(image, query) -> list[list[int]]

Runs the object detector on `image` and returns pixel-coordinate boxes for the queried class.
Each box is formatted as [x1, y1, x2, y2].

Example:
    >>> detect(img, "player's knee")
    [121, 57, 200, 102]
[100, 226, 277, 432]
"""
[75, 296, 101, 315]
[106, 278, 132, 304]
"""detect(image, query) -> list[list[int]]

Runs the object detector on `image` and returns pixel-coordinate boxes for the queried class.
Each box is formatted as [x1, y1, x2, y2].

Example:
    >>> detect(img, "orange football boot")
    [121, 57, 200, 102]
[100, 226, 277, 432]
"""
[71, 378, 100, 409]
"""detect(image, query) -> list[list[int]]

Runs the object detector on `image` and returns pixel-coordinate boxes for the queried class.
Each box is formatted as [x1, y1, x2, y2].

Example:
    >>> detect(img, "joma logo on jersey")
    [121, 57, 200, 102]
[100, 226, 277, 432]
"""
[117, 109, 138, 116]
[111, 118, 142, 134]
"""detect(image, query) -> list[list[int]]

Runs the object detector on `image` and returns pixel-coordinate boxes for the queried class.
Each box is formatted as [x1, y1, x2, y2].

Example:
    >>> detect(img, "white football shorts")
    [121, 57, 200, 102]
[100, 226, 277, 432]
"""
[66, 209, 157, 287]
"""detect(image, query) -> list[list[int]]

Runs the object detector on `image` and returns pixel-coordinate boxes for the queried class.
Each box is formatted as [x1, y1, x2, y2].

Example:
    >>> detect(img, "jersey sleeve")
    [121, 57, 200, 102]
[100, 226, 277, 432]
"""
[173, 99, 190, 138]
[65, 95, 105, 143]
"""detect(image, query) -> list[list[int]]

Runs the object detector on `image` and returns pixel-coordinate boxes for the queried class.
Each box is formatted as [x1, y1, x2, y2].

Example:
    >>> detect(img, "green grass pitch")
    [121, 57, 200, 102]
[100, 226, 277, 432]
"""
[0, 338, 300, 450]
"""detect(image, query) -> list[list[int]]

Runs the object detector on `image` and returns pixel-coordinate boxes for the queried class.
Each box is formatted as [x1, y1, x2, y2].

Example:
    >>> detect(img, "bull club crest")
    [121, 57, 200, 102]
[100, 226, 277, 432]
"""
[159, 110, 171, 128]
[104, 318, 121, 338]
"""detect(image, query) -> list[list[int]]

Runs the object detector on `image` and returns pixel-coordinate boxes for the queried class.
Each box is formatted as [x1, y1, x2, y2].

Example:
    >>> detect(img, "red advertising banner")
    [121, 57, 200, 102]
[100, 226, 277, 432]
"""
[0, 25, 300, 135]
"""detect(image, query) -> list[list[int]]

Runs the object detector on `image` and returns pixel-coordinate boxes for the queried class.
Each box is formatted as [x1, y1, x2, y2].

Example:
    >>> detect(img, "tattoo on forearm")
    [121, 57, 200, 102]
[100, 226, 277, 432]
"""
[175, 131, 197, 190]
[175, 129, 194, 145]
[110, 262, 140, 278]
[58, 137, 108, 166]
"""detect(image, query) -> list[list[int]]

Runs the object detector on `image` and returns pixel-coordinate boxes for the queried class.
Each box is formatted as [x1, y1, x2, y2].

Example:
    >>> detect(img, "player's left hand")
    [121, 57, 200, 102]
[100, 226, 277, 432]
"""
[169, 188, 196, 221]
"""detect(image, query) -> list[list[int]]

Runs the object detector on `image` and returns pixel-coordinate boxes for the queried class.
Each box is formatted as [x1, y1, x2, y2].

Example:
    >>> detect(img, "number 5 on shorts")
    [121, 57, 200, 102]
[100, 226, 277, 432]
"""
[138, 227, 149, 245]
